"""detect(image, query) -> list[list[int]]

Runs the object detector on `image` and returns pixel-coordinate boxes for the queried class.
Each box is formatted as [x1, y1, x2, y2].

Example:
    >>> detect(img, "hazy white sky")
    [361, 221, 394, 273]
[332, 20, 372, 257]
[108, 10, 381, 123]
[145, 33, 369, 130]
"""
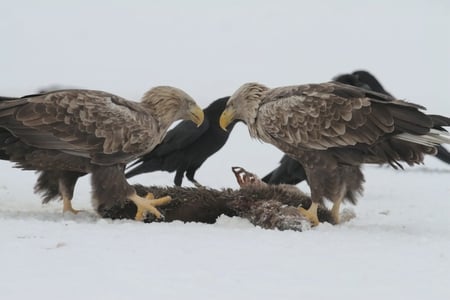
[1, 0, 449, 110]
[0, 0, 449, 191]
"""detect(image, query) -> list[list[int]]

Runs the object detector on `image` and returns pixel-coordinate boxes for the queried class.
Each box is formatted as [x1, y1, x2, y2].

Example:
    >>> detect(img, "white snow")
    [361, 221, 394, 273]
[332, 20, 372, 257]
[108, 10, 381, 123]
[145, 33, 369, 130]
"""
[1, 1, 449, 299]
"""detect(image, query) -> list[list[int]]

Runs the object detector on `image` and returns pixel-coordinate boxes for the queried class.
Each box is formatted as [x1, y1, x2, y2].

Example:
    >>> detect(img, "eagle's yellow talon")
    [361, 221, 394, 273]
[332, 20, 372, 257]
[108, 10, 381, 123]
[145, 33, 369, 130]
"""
[135, 208, 145, 221]
[129, 193, 172, 221]
[147, 195, 172, 207]
[62, 197, 82, 214]
[298, 203, 320, 226]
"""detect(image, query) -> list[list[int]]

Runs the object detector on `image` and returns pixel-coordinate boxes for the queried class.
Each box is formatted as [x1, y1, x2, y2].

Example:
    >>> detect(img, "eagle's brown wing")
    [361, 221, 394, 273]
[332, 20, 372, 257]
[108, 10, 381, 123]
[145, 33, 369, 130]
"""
[0, 90, 159, 165]
[257, 82, 431, 151]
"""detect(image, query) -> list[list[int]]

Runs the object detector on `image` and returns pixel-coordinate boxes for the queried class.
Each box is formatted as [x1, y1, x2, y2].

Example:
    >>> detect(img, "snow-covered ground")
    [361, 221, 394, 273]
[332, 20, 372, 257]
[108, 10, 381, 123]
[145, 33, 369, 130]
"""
[1, 1, 449, 299]
[1, 160, 449, 299]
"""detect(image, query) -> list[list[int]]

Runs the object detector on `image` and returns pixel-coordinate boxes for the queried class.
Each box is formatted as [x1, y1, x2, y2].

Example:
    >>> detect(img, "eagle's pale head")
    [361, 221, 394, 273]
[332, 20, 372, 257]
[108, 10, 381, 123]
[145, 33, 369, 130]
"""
[142, 86, 204, 128]
[219, 82, 269, 131]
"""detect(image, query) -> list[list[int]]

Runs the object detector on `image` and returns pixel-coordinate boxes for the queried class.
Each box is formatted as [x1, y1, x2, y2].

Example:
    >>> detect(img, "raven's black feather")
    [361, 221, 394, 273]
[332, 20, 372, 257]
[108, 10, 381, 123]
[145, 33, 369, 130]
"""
[126, 97, 237, 186]
[262, 70, 450, 185]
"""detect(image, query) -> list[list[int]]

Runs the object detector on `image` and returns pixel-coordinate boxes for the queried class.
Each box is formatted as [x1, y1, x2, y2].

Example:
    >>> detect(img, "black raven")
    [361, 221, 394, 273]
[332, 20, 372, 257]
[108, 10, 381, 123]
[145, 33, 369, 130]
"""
[332, 70, 393, 96]
[262, 70, 450, 185]
[126, 96, 236, 186]
[338, 71, 450, 164]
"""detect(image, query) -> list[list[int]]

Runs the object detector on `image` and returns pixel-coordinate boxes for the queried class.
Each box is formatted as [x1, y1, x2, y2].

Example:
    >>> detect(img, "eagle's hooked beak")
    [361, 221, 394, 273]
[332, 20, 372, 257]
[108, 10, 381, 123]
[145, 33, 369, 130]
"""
[219, 107, 236, 132]
[189, 105, 205, 127]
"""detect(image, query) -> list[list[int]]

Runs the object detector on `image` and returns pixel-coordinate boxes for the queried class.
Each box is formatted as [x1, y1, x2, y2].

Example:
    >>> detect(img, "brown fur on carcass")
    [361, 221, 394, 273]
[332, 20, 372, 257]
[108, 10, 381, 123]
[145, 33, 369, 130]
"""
[95, 183, 334, 231]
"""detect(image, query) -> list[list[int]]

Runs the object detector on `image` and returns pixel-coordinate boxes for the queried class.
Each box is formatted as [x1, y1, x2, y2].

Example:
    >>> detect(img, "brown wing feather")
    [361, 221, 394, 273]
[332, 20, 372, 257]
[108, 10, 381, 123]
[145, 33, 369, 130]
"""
[258, 85, 393, 150]
[257, 82, 434, 152]
[1, 90, 159, 165]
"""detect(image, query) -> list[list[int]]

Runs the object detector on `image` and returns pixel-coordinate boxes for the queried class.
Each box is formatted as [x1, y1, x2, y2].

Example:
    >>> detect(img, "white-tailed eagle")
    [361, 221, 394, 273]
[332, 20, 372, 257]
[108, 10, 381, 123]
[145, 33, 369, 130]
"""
[219, 82, 450, 225]
[0, 87, 204, 220]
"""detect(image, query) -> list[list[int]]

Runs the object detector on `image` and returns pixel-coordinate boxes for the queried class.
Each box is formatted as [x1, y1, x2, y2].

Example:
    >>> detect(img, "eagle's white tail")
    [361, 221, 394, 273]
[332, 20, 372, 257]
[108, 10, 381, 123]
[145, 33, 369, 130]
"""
[395, 129, 450, 146]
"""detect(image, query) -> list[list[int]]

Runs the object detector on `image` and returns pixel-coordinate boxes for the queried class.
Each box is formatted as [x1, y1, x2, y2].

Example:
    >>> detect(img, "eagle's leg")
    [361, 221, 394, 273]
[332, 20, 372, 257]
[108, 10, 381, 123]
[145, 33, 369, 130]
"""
[59, 175, 82, 214]
[331, 199, 342, 225]
[91, 165, 170, 221]
[298, 202, 319, 226]
[296, 166, 321, 226]
[330, 186, 346, 224]
[128, 192, 172, 221]
[62, 197, 80, 214]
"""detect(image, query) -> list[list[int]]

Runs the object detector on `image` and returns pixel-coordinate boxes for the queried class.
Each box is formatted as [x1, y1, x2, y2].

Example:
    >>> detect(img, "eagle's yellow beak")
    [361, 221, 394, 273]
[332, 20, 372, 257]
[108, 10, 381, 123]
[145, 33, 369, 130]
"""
[219, 107, 236, 132]
[189, 105, 204, 127]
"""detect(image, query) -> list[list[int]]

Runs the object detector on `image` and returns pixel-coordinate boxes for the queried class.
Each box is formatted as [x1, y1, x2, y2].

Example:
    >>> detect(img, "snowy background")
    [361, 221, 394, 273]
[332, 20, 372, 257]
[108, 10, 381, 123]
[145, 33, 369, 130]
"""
[0, 1, 449, 299]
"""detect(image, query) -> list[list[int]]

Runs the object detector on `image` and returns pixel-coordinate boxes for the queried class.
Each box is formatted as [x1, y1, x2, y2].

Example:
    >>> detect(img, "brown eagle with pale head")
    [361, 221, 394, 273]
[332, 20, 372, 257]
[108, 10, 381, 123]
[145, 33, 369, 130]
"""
[219, 82, 450, 226]
[0, 87, 204, 220]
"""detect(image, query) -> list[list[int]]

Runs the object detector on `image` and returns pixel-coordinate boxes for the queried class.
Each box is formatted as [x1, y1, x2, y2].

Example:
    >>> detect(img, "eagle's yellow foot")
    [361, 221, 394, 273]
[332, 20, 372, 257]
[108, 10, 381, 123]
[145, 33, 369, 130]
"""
[331, 199, 341, 225]
[62, 197, 82, 214]
[129, 192, 172, 221]
[298, 202, 320, 226]
[135, 193, 154, 221]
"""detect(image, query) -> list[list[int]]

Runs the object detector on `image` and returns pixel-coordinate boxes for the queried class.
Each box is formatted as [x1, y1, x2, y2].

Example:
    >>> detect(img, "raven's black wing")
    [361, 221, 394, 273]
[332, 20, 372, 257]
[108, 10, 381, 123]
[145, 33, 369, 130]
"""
[152, 118, 210, 157]
[262, 155, 306, 184]
[263, 70, 450, 186]
[126, 118, 210, 172]
[262, 69, 450, 185]
[333, 70, 391, 96]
